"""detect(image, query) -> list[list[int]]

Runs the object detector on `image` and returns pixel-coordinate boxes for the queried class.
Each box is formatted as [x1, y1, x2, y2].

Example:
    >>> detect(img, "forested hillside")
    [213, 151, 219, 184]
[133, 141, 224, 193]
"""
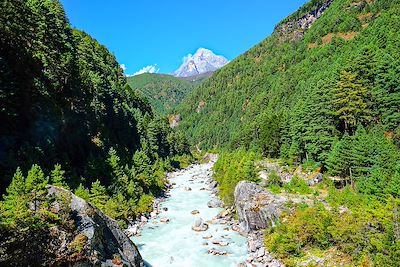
[177, 0, 400, 265]
[127, 73, 196, 114]
[178, 0, 400, 184]
[0, 0, 190, 232]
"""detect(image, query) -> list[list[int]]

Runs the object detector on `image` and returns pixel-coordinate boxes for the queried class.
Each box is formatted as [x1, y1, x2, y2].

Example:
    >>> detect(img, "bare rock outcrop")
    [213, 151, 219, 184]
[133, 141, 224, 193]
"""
[234, 181, 287, 233]
[47, 186, 144, 267]
[275, 0, 334, 42]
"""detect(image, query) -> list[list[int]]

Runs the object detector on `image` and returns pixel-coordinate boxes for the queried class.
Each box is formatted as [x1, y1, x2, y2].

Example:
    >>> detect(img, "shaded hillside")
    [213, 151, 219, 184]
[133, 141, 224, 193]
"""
[127, 73, 197, 114]
[0, 0, 190, 230]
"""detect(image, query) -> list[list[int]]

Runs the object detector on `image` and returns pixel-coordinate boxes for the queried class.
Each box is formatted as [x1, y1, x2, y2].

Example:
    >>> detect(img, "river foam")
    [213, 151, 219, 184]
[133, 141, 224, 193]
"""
[131, 162, 248, 267]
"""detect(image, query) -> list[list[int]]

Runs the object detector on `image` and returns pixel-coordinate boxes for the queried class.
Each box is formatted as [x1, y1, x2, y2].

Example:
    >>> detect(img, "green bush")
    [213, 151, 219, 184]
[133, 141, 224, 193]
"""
[265, 196, 400, 266]
[213, 150, 260, 206]
[283, 176, 313, 195]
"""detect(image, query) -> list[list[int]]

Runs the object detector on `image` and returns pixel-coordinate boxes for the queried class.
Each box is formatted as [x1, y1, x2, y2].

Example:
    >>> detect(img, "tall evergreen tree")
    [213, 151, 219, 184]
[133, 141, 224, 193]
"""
[50, 164, 68, 189]
[89, 180, 109, 210]
[374, 54, 400, 129]
[25, 165, 48, 213]
[4, 168, 25, 201]
[332, 70, 371, 133]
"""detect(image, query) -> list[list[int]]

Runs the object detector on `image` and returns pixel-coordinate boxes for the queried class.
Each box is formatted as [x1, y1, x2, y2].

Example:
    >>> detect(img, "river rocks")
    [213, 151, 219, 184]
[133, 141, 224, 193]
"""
[192, 218, 209, 232]
[234, 181, 287, 233]
[212, 239, 229, 246]
[248, 232, 264, 252]
[243, 230, 284, 267]
[45, 186, 144, 267]
[207, 198, 223, 208]
[208, 249, 228, 256]
[126, 225, 140, 237]
[184, 186, 192, 191]
[140, 216, 148, 223]
[202, 234, 213, 239]
[191, 210, 200, 215]
[160, 217, 170, 223]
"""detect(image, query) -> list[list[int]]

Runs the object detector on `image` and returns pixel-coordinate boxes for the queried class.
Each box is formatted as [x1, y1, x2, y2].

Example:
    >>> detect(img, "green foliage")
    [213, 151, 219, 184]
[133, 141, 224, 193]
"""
[74, 184, 90, 201]
[0, 166, 64, 230]
[177, 0, 400, 168]
[265, 198, 400, 266]
[127, 73, 197, 114]
[213, 150, 260, 205]
[268, 171, 282, 186]
[326, 126, 400, 197]
[89, 180, 109, 210]
[0, 0, 192, 233]
[4, 168, 25, 199]
[332, 70, 371, 133]
[50, 164, 68, 189]
[283, 176, 313, 195]
[136, 194, 154, 215]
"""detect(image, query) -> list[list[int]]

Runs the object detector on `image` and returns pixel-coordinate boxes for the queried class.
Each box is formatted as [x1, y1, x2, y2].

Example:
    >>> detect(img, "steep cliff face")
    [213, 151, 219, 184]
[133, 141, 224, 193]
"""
[274, 0, 334, 41]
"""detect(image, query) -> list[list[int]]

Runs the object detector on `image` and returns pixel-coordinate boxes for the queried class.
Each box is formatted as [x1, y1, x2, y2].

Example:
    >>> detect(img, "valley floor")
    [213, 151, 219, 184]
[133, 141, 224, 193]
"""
[130, 160, 249, 267]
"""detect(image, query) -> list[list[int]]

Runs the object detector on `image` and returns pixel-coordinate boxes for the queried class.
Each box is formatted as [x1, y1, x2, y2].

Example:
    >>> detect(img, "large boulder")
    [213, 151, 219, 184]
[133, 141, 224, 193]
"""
[47, 186, 144, 267]
[191, 218, 209, 232]
[234, 181, 287, 233]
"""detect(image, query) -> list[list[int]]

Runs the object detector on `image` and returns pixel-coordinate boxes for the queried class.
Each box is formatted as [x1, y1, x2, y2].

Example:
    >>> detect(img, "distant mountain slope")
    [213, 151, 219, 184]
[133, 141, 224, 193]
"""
[127, 73, 197, 114]
[174, 48, 229, 78]
[177, 0, 400, 160]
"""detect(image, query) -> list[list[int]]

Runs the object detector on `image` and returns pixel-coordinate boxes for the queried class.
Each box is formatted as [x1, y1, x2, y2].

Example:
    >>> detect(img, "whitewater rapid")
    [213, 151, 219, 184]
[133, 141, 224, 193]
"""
[131, 161, 248, 267]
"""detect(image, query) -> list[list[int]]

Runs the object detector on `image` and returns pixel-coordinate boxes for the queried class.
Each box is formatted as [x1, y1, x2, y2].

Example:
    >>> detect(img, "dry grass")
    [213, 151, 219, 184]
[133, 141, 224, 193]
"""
[310, 32, 359, 49]
[336, 31, 358, 40]
[307, 42, 318, 49]
[358, 12, 373, 22]
[322, 33, 335, 45]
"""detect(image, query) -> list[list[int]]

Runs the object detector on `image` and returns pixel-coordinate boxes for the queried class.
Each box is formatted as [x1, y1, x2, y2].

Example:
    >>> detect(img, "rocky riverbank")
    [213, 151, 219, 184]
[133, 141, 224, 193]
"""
[210, 180, 284, 267]
[129, 157, 249, 266]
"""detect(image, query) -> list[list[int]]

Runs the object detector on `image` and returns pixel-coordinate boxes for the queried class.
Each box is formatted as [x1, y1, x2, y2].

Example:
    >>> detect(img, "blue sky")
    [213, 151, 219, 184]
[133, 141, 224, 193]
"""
[61, 1, 308, 76]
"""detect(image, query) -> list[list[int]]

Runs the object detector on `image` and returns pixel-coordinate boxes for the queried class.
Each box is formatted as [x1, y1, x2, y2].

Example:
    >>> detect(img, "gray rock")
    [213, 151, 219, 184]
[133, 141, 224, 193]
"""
[47, 186, 143, 267]
[269, 260, 283, 267]
[234, 181, 287, 232]
[207, 198, 223, 208]
[275, 0, 333, 42]
[192, 218, 209, 232]
[307, 173, 323, 186]
[209, 180, 218, 189]
[256, 247, 266, 258]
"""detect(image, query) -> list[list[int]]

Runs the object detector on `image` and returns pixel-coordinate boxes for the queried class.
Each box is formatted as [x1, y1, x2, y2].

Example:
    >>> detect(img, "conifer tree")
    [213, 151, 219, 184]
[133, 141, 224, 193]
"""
[1, 168, 31, 226]
[332, 70, 371, 134]
[374, 54, 400, 129]
[4, 167, 25, 201]
[50, 164, 69, 189]
[326, 135, 352, 178]
[25, 165, 48, 213]
[74, 184, 90, 201]
[89, 180, 109, 209]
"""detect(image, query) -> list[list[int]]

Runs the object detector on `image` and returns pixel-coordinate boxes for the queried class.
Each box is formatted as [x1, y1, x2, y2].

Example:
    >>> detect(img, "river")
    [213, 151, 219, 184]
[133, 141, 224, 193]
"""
[131, 161, 248, 267]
